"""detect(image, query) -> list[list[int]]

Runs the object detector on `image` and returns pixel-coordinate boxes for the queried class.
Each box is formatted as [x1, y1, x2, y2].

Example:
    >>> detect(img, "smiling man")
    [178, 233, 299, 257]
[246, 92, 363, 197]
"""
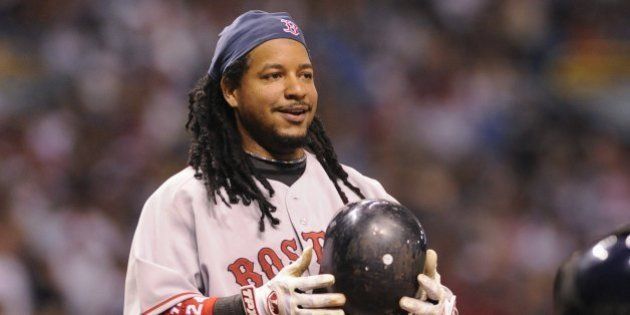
[124, 11, 456, 315]
[223, 38, 317, 160]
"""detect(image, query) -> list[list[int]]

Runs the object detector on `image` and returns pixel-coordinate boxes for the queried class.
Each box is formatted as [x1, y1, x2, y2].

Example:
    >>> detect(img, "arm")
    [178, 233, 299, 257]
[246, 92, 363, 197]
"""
[126, 175, 344, 315]
[160, 247, 345, 315]
[158, 295, 238, 315]
[124, 180, 208, 315]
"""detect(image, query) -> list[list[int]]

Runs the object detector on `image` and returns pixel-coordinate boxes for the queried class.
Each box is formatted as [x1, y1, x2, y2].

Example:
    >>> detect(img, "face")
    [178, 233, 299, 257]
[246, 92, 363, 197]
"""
[222, 38, 318, 157]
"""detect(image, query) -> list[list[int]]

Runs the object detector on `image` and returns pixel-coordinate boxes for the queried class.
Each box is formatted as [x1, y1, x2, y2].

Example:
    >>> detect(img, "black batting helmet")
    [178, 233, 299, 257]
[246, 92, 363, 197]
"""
[553, 225, 630, 315]
[319, 199, 428, 315]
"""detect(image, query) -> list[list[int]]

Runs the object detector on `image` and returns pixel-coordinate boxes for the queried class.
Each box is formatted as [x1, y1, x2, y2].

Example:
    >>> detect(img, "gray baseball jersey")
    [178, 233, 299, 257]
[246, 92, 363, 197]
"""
[124, 151, 396, 314]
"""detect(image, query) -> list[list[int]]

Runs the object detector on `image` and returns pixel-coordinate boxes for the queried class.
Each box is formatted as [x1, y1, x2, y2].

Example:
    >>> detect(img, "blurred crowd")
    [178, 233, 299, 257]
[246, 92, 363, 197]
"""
[0, 0, 628, 314]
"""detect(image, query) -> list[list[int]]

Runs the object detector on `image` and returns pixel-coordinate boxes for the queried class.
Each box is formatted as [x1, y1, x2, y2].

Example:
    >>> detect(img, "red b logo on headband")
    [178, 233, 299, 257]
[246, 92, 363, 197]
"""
[281, 19, 300, 36]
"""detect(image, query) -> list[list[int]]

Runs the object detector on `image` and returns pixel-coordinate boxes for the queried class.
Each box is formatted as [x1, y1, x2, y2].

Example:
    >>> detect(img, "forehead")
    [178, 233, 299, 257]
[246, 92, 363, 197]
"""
[247, 38, 311, 68]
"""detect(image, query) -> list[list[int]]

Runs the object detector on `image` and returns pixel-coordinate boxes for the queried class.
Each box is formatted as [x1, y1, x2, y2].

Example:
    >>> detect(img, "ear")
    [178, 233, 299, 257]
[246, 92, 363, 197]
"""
[220, 77, 239, 109]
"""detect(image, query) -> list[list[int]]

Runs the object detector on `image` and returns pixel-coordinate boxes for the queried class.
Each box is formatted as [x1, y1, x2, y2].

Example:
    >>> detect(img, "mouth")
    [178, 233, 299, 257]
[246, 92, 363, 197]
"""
[275, 105, 310, 123]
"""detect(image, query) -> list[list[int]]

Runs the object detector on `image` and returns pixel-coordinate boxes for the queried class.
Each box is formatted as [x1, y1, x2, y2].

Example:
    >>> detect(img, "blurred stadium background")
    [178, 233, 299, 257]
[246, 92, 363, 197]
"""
[1, 0, 629, 314]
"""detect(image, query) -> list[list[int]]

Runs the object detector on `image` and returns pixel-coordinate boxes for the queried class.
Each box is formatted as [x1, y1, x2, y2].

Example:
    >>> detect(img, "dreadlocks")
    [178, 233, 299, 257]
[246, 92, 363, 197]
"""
[186, 55, 364, 232]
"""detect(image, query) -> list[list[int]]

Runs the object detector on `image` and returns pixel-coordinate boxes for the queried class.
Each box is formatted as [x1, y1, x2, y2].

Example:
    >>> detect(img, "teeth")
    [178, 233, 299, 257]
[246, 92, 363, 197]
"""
[283, 109, 305, 114]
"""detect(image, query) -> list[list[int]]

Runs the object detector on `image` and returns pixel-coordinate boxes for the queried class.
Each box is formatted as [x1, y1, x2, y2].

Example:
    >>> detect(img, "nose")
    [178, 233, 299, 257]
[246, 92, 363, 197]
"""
[284, 74, 307, 101]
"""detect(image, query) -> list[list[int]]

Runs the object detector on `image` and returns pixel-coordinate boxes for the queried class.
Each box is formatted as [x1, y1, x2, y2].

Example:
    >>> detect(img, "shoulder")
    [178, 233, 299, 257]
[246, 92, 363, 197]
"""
[157, 167, 201, 193]
[339, 163, 374, 182]
[149, 167, 202, 201]
[340, 163, 382, 189]
[304, 151, 396, 202]
[140, 167, 207, 220]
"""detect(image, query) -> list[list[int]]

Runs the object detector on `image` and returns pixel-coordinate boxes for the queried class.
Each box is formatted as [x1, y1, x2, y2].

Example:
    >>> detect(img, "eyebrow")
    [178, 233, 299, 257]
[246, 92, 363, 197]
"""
[259, 63, 313, 72]
[297, 63, 313, 70]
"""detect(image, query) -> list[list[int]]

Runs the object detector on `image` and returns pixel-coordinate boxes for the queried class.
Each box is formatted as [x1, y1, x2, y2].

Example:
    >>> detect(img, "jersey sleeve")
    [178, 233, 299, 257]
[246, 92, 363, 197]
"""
[124, 175, 207, 315]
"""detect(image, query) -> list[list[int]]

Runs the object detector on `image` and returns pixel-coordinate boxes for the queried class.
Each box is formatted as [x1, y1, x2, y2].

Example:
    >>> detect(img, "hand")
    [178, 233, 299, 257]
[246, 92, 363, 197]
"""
[399, 249, 458, 315]
[240, 246, 345, 315]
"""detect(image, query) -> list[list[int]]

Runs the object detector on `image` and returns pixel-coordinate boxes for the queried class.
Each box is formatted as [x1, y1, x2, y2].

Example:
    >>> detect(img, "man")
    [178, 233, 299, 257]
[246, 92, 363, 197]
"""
[124, 10, 456, 315]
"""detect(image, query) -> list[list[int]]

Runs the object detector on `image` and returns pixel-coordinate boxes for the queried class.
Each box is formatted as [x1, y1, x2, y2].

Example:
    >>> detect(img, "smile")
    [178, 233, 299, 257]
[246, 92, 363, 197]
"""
[276, 106, 310, 123]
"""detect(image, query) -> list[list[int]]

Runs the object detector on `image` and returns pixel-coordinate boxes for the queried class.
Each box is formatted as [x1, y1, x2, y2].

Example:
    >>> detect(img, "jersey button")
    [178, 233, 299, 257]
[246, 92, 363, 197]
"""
[300, 218, 307, 226]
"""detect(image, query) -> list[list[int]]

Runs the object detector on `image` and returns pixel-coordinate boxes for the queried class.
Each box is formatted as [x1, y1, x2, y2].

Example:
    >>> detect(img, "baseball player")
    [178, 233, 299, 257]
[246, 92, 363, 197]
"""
[124, 10, 457, 315]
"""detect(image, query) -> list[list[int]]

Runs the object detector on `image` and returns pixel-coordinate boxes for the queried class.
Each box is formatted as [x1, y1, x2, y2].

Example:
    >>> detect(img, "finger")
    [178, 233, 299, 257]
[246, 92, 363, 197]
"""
[417, 274, 443, 302]
[295, 292, 346, 308]
[293, 274, 335, 291]
[295, 309, 344, 315]
[400, 296, 441, 315]
[285, 246, 313, 276]
[416, 287, 427, 301]
[423, 249, 438, 279]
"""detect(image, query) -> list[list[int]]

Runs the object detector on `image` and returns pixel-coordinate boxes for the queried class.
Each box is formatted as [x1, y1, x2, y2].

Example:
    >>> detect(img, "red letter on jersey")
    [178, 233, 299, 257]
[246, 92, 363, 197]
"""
[228, 258, 264, 287]
[301, 231, 325, 264]
[258, 247, 284, 280]
[280, 239, 299, 262]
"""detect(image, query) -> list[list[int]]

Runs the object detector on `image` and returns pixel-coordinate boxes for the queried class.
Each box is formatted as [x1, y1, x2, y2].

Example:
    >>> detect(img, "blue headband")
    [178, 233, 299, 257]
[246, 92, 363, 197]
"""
[207, 10, 308, 80]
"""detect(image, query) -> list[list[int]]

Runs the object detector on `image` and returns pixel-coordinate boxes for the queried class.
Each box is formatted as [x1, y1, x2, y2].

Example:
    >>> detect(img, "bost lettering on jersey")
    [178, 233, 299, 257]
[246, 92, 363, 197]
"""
[228, 231, 325, 286]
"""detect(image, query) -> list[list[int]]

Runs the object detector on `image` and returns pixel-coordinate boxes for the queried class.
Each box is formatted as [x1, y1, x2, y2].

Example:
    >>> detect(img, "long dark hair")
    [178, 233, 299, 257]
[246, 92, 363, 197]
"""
[186, 55, 364, 231]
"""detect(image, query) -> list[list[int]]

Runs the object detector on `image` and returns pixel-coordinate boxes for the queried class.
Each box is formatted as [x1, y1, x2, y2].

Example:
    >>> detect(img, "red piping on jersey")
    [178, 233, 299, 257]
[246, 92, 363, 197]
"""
[142, 291, 199, 315]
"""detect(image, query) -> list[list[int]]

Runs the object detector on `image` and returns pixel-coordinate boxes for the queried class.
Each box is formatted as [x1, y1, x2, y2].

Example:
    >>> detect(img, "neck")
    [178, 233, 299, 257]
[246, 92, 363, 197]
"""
[241, 135, 305, 161]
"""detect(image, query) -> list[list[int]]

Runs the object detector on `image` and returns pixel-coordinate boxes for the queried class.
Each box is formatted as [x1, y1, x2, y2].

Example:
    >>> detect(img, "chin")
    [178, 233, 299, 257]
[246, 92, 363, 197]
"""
[274, 129, 309, 149]
[277, 124, 309, 138]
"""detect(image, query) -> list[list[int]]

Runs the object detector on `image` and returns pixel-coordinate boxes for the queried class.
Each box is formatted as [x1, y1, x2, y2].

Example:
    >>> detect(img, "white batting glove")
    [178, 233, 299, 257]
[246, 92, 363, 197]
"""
[399, 249, 458, 315]
[240, 246, 345, 315]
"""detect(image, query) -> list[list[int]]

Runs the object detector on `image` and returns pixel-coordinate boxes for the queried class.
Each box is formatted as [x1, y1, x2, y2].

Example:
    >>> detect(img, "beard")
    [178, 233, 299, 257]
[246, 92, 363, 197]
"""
[237, 110, 310, 155]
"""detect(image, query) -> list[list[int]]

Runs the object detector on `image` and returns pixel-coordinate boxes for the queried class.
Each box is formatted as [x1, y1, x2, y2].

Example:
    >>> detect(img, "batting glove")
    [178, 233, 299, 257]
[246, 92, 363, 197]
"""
[240, 246, 345, 315]
[399, 249, 458, 315]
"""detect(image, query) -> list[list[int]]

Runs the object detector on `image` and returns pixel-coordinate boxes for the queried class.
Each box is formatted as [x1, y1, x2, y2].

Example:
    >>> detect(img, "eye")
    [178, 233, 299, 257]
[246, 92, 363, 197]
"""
[262, 72, 283, 80]
[300, 72, 313, 80]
